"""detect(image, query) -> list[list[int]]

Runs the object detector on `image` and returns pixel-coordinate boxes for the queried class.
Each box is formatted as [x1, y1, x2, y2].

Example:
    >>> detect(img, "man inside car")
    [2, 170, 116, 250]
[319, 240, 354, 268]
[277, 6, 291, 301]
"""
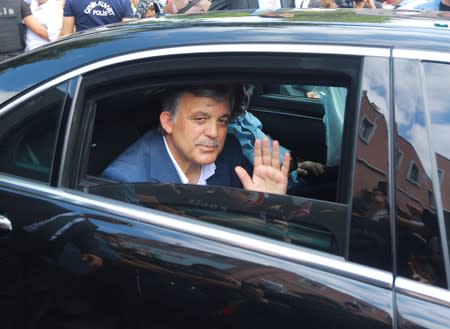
[102, 85, 291, 195]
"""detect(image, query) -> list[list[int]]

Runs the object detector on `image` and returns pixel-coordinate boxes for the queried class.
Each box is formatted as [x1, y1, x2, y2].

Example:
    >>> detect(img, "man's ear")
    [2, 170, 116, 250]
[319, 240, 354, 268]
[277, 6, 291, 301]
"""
[160, 111, 173, 134]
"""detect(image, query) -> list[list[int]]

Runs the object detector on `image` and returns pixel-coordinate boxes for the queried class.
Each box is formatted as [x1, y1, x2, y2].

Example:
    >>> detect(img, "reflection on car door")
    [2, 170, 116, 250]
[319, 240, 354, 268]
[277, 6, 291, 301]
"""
[0, 178, 394, 329]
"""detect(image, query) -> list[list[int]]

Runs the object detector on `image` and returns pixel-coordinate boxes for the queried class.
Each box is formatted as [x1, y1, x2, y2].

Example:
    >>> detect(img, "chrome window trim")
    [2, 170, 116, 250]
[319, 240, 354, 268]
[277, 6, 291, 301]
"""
[395, 277, 450, 307]
[0, 173, 393, 289]
[0, 43, 389, 117]
[393, 49, 450, 63]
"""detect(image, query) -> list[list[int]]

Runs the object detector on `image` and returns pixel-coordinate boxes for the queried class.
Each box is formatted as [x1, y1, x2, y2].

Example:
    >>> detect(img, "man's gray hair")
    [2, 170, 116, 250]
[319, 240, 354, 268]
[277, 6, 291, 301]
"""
[161, 85, 245, 119]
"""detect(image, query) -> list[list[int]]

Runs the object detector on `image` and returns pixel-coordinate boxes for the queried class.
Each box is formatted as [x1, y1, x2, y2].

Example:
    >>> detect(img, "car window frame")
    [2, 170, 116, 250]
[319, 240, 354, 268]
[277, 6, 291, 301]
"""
[61, 48, 371, 260]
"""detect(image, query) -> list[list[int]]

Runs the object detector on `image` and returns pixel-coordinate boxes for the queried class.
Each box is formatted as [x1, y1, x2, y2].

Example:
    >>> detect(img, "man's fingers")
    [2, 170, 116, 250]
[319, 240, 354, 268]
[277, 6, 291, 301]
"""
[253, 139, 262, 167]
[281, 152, 291, 177]
[272, 140, 281, 169]
[261, 137, 272, 166]
[235, 166, 253, 189]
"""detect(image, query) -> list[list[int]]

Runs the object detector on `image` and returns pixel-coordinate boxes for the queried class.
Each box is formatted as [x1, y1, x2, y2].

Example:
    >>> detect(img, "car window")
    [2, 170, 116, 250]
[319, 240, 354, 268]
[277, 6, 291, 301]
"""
[0, 83, 67, 183]
[393, 58, 448, 289]
[349, 56, 392, 271]
[79, 53, 360, 258]
[420, 61, 450, 288]
[83, 82, 350, 256]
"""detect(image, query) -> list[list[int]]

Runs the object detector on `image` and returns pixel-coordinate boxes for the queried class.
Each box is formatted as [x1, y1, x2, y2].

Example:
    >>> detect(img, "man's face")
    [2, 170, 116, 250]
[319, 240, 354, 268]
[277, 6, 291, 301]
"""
[161, 92, 231, 171]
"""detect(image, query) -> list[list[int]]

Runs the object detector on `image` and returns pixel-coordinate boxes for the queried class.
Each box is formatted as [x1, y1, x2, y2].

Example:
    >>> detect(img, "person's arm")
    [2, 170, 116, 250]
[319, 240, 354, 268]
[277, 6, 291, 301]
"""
[59, 16, 75, 37]
[185, 0, 212, 13]
[164, 0, 179, 13]
[21, 0, 49, 40]
[235, 137, 290, 195]
[23, 15, 49, 41]
[208, 0, 230, 10]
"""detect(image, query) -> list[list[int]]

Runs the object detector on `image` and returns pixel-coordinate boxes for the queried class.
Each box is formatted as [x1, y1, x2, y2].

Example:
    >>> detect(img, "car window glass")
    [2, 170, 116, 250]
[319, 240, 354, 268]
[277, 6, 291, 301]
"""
[0, 83, 67, 183]
[87, 183, 348, 256]
[421, 61, 450, 288]
[394, 58, 447, 288]
[349, 57, 392, 271]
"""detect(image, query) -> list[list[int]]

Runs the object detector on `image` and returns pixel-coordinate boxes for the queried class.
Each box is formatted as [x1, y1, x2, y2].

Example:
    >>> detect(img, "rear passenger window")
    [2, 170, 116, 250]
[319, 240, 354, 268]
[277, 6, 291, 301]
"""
[0, 83, 67, 183]
[393, 58, 449, 288]
[81, 53, 361, 258]
[419, 61, 450, 288]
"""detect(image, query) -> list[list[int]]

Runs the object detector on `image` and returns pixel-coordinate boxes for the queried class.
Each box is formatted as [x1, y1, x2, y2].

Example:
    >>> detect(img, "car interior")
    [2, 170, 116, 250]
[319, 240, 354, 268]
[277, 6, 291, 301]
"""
[82, 81, 347, 202]
[75, 78, 352, 256]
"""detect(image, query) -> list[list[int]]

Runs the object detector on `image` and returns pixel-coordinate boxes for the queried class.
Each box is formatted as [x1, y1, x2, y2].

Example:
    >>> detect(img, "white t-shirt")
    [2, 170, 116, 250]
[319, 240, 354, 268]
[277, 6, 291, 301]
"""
[258, 0, 281, 9]
[25, 0, 63, 51]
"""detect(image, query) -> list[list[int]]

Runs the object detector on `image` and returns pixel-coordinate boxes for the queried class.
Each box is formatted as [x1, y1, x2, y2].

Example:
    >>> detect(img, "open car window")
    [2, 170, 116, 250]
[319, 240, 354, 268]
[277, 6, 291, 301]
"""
[77, 53, 360, 258]
[81, 80, 351, 258]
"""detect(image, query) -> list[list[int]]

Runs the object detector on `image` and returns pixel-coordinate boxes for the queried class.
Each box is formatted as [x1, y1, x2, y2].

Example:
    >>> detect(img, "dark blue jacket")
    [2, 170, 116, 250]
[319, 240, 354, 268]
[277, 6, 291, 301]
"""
[102, 130, 251, 188]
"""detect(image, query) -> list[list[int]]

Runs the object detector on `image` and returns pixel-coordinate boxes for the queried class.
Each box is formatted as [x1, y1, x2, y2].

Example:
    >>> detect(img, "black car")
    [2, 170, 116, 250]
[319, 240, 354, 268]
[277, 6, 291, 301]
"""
[0, 8, 449, 329]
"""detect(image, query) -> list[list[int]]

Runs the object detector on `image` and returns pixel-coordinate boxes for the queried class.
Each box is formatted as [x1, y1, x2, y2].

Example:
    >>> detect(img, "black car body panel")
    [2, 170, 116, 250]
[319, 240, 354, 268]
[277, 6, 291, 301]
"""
[0, 177, 393, 328]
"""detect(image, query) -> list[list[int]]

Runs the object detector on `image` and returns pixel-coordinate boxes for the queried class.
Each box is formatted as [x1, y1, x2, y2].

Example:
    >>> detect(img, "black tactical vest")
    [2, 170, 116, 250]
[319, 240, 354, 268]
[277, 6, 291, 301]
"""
[0, 0, 25, 54]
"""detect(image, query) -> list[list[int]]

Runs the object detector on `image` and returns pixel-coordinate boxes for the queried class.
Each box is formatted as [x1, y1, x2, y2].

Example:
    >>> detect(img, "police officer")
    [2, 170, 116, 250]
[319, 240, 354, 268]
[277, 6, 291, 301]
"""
[0, 0, 49, 61]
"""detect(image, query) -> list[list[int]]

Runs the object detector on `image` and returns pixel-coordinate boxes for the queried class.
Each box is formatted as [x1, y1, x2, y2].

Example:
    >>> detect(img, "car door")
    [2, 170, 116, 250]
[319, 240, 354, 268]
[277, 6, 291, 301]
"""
[1, 44, 395, 329]
[392, 52, 450, 328]
[72, 45, 395, 328]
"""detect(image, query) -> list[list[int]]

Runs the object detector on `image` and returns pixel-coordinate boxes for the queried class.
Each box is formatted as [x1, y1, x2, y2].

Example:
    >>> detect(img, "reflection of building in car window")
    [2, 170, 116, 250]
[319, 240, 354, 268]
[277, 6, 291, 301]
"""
[359, 116, 376, 143]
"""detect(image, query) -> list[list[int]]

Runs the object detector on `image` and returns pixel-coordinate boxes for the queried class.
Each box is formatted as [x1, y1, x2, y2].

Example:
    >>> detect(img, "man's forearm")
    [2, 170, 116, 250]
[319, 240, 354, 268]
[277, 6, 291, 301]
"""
[59, 16, 76, 37]
[23, 15, 49, 40]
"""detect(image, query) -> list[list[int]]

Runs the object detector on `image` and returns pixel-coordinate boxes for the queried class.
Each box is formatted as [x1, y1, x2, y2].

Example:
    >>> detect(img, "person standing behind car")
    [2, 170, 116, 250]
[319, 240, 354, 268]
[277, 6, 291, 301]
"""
[319, 0, 337, 7]
[24, 0, 62, 51]
[353, 0, 376, 8]
[134, 0, 161, 18]
[0, 0, 49, 60]
[59, 0, 133, 37]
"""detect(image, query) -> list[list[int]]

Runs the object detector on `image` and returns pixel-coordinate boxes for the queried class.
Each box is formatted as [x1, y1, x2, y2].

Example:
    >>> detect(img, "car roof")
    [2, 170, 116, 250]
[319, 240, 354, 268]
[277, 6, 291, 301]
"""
[1, 8, 450, 105]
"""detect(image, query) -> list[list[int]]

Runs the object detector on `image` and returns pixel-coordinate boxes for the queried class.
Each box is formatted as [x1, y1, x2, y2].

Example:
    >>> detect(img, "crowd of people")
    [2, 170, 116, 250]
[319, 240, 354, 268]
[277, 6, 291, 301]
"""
[1, 0, 448, 61]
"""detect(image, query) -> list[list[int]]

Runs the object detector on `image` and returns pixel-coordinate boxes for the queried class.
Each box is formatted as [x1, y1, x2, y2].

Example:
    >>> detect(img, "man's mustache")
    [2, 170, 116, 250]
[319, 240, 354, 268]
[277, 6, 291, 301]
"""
[195, 139, 219, 147]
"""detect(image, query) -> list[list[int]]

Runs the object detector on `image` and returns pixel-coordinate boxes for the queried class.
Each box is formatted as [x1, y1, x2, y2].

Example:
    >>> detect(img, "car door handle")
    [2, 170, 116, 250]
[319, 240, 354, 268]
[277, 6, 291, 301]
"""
[0, 215, 12, 231]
